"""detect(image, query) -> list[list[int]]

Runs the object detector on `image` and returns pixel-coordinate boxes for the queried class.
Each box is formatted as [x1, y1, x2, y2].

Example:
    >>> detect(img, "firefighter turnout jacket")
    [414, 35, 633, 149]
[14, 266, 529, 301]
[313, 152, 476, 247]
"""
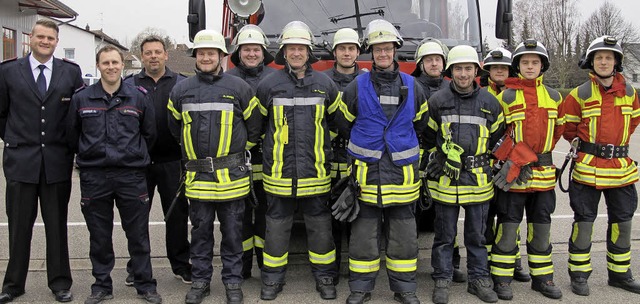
[255, 65, 341, 197]
[498, 75, 565, 192]
[167, 69, 263, 201]
[563, 73, 640, 188]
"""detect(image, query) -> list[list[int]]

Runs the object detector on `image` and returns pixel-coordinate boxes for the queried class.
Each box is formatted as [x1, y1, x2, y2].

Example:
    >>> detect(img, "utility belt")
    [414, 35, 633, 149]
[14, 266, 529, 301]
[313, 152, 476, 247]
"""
[462, 154, 491, 170]
[578, 141, 629, 159]
[184, 152, 247, 173]
[531, 152, 554, 167]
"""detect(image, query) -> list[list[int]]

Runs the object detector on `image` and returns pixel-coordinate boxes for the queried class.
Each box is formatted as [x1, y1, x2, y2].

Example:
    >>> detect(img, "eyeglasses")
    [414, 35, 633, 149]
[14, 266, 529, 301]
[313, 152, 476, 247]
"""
[372, 47, 394, 54]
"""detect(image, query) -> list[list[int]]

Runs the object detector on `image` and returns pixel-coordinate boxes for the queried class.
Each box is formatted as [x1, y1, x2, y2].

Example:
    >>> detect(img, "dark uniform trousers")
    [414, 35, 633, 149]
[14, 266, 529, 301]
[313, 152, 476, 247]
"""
[79, 168, 156, 294]
[568, 181, 638, 281]
[491, 190, 555, 284]
[241, 181, 266, 276]
[190, 198, 245, 284]
[432, 202, 490, 281]
[349, 203, 418, 293]
[3, 167, 72, 295]
[261, 194, 337, 284]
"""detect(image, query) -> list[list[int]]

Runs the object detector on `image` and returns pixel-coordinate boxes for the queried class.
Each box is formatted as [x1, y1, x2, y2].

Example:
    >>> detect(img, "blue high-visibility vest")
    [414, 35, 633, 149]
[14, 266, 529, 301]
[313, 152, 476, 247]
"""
[347, 72, 420, 166]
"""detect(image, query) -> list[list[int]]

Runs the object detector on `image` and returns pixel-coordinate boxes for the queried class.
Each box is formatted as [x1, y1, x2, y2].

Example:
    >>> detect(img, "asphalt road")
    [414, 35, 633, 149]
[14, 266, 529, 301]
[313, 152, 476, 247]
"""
[1, 134, 640, 303]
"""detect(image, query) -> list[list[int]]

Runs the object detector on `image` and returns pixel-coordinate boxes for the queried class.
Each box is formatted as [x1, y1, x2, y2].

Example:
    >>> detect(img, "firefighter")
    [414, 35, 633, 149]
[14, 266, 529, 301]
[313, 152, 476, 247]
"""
[167, 29, 263, 304]
[334, 19, 429, 304]
[323, 27, 364, 285]
[481, 48, 530, 283]
[226, 24, 276, 280]
[67, 45, 161, 304]
[563, 36, 640, 296]
[255, 21, 341, 301]
[410, 37, 466, 284]
[426, 45, 503, 304]
[489, 40, 565, 300]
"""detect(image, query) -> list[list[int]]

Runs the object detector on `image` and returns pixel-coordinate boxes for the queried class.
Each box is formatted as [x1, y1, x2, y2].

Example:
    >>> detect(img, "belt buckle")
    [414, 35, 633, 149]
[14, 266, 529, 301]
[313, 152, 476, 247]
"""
[205, 156, 215, 173]
[467, 155, 475, 168]
[605, 144, 615, 159]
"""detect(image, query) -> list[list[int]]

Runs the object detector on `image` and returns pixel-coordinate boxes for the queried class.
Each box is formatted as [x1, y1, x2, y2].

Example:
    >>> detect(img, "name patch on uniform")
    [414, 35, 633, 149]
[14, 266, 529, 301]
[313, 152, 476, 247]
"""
[80, 109, 99, 115]
[120, 108, 140, 117]
[480, 108, 492, 114]
[222, 95, 235, 100]
[61, 97, 71, 102]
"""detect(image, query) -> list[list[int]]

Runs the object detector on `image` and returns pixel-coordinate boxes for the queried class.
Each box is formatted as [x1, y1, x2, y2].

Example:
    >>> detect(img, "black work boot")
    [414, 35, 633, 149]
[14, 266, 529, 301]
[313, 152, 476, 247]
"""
[260, 282, 284, 301]
[513, 262, 531, 282]
[316, 277, 336, 300]
[224, 283, 243, 304]
[493, 282, 513, 300]
[346, 291, 371, 304]
[393, 291, 420, 304]
[432, 279, 450, 304]
[608, 277, 640, 294]
[185, 282, 210, 304]
[571, 277, 589, 296]
[531, 279, 562, 299]
[452, 267, 467, 283]
[468, 278, 498, 303]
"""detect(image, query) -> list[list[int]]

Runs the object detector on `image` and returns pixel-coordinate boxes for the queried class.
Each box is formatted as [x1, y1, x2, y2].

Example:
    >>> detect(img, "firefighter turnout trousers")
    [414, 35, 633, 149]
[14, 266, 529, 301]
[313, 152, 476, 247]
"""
[261, 194, 337, 284]
[190, 199, 245, 284]
[241, 181, 267, 277]
[349, 203, 418, 293]
[568, 180, 638, 281]
[491, 190, 556, 283]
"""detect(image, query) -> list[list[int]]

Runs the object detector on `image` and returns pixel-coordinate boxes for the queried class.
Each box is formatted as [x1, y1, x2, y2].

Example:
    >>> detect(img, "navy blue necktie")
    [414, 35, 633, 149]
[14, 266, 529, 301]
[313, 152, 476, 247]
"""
[37, 64, 47, 97]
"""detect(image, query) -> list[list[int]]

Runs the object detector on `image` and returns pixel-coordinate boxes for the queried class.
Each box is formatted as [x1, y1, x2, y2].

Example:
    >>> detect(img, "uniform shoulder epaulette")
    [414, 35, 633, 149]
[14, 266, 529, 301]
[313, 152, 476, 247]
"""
[61, 58, 80, 66]
[136, 85, 148, 94]
[544, 85, 562, 102]
[577, 81, 592, 101]
[625, 83, 635, 97]
[74, 84, 87, 93]
[501, 88, 517, 104]
[0, 57, 18, 65]
[123, 73, 135, 80]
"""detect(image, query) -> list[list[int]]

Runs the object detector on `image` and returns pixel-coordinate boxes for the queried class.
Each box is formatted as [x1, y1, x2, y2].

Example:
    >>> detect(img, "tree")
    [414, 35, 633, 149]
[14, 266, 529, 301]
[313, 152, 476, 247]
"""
[581, 1, 640, 49]
[129, 27, 175, 55]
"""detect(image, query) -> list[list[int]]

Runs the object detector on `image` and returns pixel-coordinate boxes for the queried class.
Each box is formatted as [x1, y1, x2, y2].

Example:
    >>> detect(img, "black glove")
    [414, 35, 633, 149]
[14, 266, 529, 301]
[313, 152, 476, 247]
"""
[426, 151, 447, 179]
[331, 176, 360, 222]
[516, 165, 533, 185]
[417, 176, 433, 212]
[493, 160, 516, 191]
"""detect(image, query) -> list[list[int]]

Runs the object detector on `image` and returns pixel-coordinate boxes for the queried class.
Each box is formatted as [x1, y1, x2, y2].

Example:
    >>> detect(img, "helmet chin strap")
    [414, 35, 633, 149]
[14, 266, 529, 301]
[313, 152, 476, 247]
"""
[594, 69, 615, 79]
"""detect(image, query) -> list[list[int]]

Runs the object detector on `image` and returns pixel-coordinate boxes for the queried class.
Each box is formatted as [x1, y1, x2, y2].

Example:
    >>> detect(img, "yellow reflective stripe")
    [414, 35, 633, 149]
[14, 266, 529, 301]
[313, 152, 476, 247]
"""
[402, 164, 412, 184]
[491, 266, 514, 276]
[428, 117, 439, 132]
[243, 236, 254, 251]
[246, 141, 256, 150]
[349, 258, 380, 273]
[633, 107, 640, 118]
[607, 251, 631, 262]
[313, 104, 327, 178]
[272, 106, 285, 178]
[527, 223, 533, 243]
[569, 253, 590, 262]
[505, 112, 526, 124]
[528, 254, 552, 264]
[543, 111, 555, 152]
[244, 96, 260, 120]
[257, 98, 268, 116]
[327, 92, 341, 114]
[339, 99, 356, 122]
[476, 127, 489, 155]
[607, 262, 630, 273]
[427, 179, 494, 204]
[622, 112, 631, 143]
[264, 252, 288, 268]
[530, 265, 554, 276]
[309, 249, 336, 265]
[414, 100, 429, 122]
[568, 263, 592, 272]
[565, 113, 581, 123]
[168, 99, 182, 120]
[254, 235, 265, 248]
[490, 112, 504, 133]
[491, 254, 516, 264]
[386, 257, 417, 272]
[611, 223, 620, 244]
[355, 159, 368, 188]
[185, 180, 251, 200]
[572, 162, 640, 187]
[182, 113, 197, 160]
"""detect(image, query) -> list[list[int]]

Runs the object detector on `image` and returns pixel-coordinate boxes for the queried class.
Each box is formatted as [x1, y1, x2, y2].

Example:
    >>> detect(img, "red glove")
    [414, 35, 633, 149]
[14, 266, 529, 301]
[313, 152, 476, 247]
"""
[492, 133, 515, 161]
[505, 141, 538, 183]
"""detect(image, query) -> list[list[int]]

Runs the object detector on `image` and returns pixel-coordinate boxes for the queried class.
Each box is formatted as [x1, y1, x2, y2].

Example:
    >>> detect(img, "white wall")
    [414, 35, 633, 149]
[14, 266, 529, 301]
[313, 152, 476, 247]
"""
[0, 1, 37, 59]
[54, 24, 98, 77]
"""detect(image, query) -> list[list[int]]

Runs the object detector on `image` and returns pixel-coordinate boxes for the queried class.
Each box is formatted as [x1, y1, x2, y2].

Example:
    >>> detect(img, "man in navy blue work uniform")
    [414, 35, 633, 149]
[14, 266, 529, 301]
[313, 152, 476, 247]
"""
[67, 45, 161, 304]
[0, 19, 83, 304]
[124, 36, 191, 286]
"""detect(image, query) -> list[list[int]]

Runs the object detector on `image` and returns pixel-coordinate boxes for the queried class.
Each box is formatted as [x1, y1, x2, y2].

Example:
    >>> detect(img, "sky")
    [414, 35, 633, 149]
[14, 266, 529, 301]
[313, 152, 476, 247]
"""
[60, 0, 640, 49]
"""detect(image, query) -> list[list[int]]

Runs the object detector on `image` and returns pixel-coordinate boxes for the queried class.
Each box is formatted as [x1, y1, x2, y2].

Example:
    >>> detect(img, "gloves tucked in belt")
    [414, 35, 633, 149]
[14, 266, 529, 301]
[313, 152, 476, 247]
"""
[493, 141, 538, 191]
[426, 151, 447, 179]
[331, 176, 360, 222]
[442, 141, 464, 180]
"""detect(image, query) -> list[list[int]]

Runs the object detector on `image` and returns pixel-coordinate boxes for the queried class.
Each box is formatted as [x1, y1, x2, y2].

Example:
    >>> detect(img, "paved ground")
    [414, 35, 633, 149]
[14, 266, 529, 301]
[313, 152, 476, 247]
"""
[1, 136, 640, 303]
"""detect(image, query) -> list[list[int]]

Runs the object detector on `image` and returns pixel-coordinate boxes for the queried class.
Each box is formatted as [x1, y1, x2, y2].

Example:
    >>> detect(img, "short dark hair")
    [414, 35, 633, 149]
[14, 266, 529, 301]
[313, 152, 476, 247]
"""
[96, 45, 124, 63]
[140, 36, 166, 53]
[32, 19, 59, 35]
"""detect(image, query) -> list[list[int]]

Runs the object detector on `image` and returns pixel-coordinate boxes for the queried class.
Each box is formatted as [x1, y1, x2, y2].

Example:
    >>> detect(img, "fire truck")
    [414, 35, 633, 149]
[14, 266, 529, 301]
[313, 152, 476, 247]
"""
[187, 0, 513, 73]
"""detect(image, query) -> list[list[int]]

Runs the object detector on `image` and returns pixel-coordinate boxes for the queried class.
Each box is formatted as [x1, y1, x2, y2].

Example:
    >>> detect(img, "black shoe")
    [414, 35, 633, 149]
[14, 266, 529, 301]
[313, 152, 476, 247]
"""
[0, 292, 17, 304]
[53, 290, 73, 302]
[608, 277, 640, 294]
[452, 267, 467, 283]
[346, 291, 371, 304]
[174, 269, 193, 284]
[84, 291, 113, 304]
[571, 277, 589, 296]
[185, 282, 211, 304]
[260, 282, 284, 301]
[139, 290, 162, 304]
[531, 280, 562, 299]
[393, 291, 420, 304]
[432, 279, 450, 304]
[242, 271, 252, 279]
[316, 277, 336, 300]
[494, 282, 513, 301]
[468, 278, 498, 303]
[513, 266, 531, 282]
[125, 273, 134, 286]
[224, 283, 243, 304]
